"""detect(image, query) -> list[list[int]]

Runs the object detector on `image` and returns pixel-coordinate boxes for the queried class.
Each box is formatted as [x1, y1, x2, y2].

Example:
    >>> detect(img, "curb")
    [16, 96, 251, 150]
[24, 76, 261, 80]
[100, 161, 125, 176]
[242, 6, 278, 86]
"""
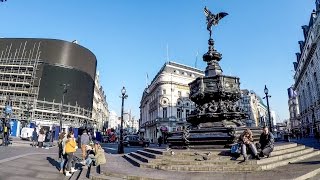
[0, 153, 57, 164]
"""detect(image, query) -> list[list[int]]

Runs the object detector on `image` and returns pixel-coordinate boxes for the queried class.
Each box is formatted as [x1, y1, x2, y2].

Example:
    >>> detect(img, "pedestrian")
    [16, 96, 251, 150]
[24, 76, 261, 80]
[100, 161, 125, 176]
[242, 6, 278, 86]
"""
[258, 127, 274, 158]
[92, 141, 106, 174]
[239, 129, 260, 162]
[64, 132, 78, 176]
[58, 132, 67, 173]
[80, 130, 90, 164]
[3, 121, 10, 146]
[81, 143, 95, 169]
[158, 136, 162, 147]
[32, 128, 38, 147]
[37, 129, 45, 148]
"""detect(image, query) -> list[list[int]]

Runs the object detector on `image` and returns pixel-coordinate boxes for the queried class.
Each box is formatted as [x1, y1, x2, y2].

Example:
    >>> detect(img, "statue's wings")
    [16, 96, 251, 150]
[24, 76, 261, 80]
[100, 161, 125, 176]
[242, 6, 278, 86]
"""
[204, 6, 214, 19]
[215, 12, 228, 21]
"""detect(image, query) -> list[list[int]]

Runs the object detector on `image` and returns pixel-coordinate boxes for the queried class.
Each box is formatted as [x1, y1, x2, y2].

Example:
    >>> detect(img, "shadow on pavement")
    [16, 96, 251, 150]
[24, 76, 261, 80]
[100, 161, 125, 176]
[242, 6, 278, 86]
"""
[290, 161, 320, 165]
[291, 138, 320, 150]
[47, 157, 60, 171]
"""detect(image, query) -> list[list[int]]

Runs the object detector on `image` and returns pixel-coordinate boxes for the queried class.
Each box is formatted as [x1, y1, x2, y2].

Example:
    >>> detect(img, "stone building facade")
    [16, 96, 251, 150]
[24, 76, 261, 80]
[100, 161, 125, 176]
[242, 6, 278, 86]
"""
[293, 1, 320, 136]
[139, 61, 204, 142]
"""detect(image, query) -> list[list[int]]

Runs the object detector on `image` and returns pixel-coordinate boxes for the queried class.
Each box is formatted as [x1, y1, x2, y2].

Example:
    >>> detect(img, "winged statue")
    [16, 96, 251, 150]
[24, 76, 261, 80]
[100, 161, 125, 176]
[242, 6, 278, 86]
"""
[204, 6, 228, 38]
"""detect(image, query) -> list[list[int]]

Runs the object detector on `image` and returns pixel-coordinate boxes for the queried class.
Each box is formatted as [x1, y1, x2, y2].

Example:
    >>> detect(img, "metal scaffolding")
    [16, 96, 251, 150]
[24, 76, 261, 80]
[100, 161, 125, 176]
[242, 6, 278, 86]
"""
[0, 41, 93, 128]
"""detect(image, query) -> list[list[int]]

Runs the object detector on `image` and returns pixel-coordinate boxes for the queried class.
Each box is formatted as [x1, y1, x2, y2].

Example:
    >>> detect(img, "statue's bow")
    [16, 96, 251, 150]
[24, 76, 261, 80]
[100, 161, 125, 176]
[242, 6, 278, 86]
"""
[204, 6, 228, 38]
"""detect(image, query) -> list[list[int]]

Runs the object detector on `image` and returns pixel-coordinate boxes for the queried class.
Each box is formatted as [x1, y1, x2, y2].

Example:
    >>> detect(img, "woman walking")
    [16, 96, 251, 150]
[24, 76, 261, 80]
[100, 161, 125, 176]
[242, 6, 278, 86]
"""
[37, 129, 45, 148]
[64, 133, 78, 176]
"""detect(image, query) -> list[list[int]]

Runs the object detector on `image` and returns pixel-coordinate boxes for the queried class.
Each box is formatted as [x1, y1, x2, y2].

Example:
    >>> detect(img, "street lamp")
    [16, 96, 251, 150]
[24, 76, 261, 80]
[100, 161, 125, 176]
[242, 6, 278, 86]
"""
[263, 85, 273, 132]
[60, 84, 69, 132]
[118, 86, 128, 154]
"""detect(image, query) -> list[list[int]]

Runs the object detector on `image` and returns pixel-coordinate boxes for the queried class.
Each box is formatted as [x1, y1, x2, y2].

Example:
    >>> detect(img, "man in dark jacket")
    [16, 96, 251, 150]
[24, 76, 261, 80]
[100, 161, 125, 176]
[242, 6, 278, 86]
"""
[258, 127, 274, 158]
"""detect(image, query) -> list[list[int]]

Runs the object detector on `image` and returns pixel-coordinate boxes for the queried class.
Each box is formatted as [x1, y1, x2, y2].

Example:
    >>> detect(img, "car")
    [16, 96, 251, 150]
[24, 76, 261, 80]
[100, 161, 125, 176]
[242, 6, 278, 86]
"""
[123, 135, 149, 147]
[20, 127, 34, 141]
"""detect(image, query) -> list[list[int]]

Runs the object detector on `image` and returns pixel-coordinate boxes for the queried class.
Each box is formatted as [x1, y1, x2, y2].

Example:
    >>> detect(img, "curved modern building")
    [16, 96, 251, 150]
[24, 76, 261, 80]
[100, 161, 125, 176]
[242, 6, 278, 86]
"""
[0, 38, 97, 131]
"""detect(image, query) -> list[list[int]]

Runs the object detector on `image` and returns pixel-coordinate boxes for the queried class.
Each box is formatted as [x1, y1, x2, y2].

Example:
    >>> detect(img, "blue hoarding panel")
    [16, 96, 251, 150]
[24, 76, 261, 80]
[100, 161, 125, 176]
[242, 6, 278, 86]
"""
[74, 128, 79, 138]
[10, 120, 18, 137]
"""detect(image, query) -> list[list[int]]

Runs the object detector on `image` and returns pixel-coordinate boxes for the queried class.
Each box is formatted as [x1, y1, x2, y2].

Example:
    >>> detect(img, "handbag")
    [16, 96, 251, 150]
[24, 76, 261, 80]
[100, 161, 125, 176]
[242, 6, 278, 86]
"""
[231, 143, 241, 154]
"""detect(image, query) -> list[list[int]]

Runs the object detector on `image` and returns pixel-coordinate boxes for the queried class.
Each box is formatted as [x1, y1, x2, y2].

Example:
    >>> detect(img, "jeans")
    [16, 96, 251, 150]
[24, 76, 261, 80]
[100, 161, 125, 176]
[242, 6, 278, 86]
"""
[3, 133, 9, 146]
[260, 146, 273, 156]
[241, 143, 258, 158]
[60, 154, 67, 171]
[66, 153, 77, 171]
[85, 157, 93, 166]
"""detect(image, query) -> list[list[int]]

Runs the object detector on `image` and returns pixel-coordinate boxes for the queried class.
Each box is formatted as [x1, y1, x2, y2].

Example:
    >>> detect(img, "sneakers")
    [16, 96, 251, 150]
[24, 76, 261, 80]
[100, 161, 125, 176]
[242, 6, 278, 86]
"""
[255, 155, 261, 160]
[71, 167, 78, 173]
[65, 171, 72, 177]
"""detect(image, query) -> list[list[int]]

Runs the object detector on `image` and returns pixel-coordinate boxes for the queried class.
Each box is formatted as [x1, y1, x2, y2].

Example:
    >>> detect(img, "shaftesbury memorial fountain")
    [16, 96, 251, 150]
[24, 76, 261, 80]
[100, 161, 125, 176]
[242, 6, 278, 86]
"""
[168, 7, 261, 149]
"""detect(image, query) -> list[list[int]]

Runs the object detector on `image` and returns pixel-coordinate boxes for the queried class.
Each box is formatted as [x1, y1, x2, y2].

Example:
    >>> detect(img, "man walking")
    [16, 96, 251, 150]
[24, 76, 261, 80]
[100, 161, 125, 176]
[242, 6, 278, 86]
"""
[3, 121, 10, 146]
[80, 130, 90, 164]
[32, 128, 38, 147]
[258, 126, 275, 158]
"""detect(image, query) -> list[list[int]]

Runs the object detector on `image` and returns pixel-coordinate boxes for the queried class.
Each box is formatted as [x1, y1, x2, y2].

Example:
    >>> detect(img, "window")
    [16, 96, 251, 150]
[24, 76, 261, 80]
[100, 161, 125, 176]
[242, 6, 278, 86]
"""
[163, 107, 167, 118]
[186, 109, 190, 117]
[177, 108, 182, 118]
[178, 91, 182, 97]
[163, 89, 166, 95]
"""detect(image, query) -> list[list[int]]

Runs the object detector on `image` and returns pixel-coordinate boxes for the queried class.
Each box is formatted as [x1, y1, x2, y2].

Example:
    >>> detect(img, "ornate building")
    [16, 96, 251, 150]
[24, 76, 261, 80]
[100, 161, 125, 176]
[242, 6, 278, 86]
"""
[238, 90, 267, 127]
[287, 87, 300, 130]
[293, 1, 320, 136]
[108, 110, 119, 130]
[139, 61, 204, 142]
[92, 71, 109, 131]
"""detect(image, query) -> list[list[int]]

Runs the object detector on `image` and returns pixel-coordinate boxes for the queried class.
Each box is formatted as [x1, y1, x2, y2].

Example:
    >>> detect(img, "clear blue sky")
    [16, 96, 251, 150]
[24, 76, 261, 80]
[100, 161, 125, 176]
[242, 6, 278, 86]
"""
[0, 0, 315, 121]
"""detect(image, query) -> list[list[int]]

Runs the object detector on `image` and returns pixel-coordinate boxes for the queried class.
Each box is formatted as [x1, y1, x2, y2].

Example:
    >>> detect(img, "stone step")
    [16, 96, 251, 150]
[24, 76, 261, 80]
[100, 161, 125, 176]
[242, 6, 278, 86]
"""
[273, 142, 297, 151]
[136, 150, 160, 159]
[123, 154, 144, 167]
[157, 146, 307, 164]
[144, 148, 170, 155]
[261, 150, 320, 170]
[151, 163, 262, 172]
[257, 148, 314, 165]
[271, 145, 305, 156]
[145, 151, 320, 172]
[130, 152, 152, 163]
[69, 168, 82, 180]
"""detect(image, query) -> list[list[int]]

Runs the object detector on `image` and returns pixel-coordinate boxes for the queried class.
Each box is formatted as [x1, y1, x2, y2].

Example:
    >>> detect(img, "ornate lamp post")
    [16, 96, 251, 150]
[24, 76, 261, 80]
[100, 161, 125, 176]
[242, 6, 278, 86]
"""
[263, 85, 273, 132]
[118, 87, 128, 154]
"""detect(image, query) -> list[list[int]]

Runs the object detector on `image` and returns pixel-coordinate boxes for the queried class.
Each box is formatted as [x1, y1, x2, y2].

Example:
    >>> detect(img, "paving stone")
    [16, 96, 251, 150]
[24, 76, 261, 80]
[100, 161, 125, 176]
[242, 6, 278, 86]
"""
[35, 172, 64, 179]
[0, 167, 34, 176]
[3, 176, 44, 180]
[28, 165, 58, 173]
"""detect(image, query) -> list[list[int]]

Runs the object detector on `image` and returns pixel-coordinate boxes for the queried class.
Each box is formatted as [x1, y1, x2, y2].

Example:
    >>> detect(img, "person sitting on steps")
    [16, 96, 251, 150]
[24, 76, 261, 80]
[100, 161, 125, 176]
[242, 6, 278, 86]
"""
[239, 128, 260, 162]
[258, 126, 274, 158]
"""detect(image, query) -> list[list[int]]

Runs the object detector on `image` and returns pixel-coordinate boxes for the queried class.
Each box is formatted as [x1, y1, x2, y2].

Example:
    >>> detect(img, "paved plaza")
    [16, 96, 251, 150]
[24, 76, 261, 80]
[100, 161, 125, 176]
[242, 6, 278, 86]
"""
[1, 139, 320, 180]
